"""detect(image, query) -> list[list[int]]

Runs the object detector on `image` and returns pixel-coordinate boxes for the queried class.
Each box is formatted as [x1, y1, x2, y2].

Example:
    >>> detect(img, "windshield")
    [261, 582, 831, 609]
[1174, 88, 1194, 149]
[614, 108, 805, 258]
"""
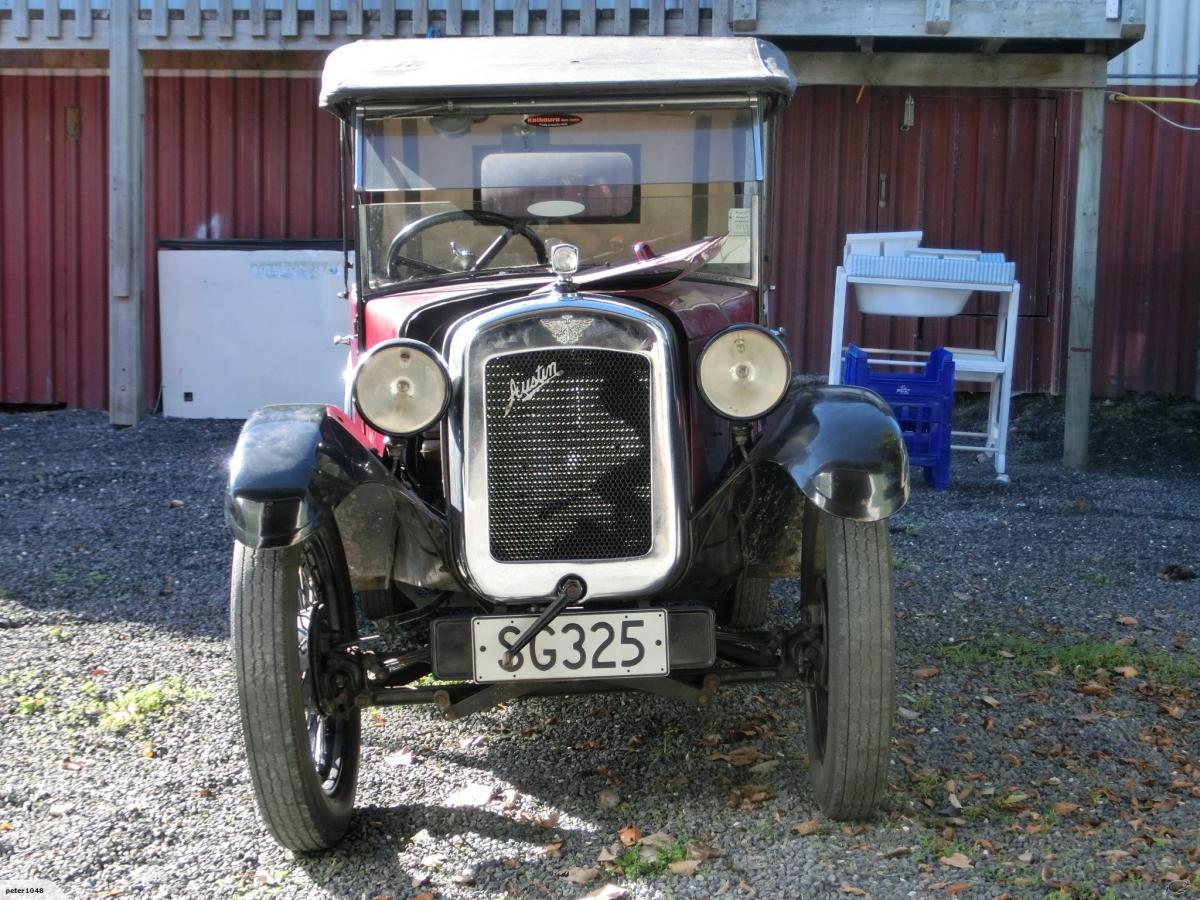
[355, 106, 762, 295]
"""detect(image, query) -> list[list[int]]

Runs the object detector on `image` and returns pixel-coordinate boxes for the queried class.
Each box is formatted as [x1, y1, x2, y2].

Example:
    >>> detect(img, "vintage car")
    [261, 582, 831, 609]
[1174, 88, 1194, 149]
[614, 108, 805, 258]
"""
[226, 35, 909, 851]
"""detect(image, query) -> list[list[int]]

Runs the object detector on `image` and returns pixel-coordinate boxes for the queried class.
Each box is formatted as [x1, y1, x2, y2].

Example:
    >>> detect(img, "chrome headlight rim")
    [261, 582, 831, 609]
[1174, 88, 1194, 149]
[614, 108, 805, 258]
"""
[696, 323, 792, 421]
[351, 338, 452, 437]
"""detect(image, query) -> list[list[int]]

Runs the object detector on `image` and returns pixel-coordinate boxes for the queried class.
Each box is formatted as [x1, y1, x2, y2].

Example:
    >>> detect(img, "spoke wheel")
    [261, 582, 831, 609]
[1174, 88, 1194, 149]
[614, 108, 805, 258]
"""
[232, 521, 361, 852]
[801, 502, 895, 821]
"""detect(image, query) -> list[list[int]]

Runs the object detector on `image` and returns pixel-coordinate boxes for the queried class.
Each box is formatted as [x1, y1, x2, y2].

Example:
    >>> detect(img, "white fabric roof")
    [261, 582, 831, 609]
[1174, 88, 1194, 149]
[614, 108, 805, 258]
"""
[320, 36, 796, 112]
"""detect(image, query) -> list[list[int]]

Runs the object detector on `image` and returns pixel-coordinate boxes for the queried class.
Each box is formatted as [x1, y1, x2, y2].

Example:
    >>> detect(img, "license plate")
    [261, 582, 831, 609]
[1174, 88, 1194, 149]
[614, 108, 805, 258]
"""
[472, 610, 668, 682]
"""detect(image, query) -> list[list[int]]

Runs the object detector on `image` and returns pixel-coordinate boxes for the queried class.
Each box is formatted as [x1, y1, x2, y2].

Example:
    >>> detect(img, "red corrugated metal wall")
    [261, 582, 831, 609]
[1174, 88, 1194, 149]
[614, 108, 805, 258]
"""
[1, 73, 108, 408]
[1, 75, 1196, 408]
[770, 86, 1073, 394]
[1093, 85, 1200, 397]
[143, 72, 341, 400]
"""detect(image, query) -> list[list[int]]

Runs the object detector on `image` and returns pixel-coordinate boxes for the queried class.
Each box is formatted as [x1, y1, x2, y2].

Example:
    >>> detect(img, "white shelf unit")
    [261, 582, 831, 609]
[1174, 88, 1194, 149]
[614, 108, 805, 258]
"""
[827, 231, 1020, 477]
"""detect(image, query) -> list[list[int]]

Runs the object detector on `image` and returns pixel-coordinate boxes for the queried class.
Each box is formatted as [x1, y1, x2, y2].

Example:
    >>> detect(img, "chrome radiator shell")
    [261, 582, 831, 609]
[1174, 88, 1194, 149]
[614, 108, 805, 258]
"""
[443, 294, 688, 603]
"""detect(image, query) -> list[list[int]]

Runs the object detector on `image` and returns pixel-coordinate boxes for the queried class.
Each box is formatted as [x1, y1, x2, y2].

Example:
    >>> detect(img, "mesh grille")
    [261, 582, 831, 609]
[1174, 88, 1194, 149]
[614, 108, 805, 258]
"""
[484, 349, 652, 562]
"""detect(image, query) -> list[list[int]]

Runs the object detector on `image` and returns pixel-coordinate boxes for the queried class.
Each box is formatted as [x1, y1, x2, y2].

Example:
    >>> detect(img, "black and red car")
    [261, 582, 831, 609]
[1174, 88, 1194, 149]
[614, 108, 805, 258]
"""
[226, 35, 909, 851]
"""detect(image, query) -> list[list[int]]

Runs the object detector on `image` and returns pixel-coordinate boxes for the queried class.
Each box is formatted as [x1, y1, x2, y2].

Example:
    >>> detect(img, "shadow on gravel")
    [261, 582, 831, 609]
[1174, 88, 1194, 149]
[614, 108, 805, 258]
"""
[0, 410, 241, 639]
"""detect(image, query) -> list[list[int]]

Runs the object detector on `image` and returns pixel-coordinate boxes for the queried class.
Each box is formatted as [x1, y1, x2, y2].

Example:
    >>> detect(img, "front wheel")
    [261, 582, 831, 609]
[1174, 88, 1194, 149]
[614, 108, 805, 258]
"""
[801, 502, 895, 820]
[231, 522, 361, 852]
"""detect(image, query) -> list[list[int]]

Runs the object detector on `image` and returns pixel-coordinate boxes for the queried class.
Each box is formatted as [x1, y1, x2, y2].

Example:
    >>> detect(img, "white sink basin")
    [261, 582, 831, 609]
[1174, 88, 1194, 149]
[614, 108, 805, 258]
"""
[853, 282, 973, 317]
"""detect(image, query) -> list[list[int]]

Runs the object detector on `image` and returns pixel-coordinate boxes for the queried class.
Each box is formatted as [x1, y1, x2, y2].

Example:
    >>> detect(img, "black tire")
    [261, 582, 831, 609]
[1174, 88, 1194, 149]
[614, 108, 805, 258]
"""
[717, 573, 772, 628]
[801, 502, 895, 820]
[231, 522, 361, 852]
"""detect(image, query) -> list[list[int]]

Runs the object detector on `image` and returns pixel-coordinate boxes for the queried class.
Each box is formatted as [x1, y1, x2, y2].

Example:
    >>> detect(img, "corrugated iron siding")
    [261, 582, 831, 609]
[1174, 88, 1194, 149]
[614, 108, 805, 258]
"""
[1, 73, 108, 408]
[143, 72, 341, 399]
[1108, 0, 1200, 85]
[1094, 84, 1200, 396]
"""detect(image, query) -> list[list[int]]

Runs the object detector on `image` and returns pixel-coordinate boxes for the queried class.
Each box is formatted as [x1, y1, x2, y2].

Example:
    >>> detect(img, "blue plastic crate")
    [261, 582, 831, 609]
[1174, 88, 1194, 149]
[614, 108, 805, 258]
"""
[842, 345, 956, 490]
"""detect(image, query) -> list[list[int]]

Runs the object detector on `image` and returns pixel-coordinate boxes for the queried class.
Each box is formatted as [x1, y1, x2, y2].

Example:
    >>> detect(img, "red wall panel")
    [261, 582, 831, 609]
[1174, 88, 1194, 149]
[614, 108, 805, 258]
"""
[1, 73, 108, 408]
[1093, 85, 1200, 397]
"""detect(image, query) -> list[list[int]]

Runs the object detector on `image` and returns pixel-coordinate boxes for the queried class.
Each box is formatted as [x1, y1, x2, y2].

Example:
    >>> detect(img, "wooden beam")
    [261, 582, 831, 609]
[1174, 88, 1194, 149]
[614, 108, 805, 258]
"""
[648, 0, 665, 36]
[185, 0, 201, 38]
[787, 51, 1109, 89]
[218, 0, 235, 38]
[75, 0, 93, 39]
[1063, 88, 1105, 470]
[315, 0, 332, 36]
[446, 0, 463, 36]
[613, 0, 630, 36]
[378, 0, 395, 36]
[346, 0, 363, 36]
[925, 0, 951, 35]
[756, 0, 1142, 41]
[682, 0, 699, 35]
[282, 0, 299, 38]
[478, 0, 494, 36]
[250, 0, 266, 37]
[711, 0, 732, 36]
[45, 0, 62, 39]
[108, 0, 144, 425]
[13, 0, 30, 40]
[731, 0, 756, 31]
[545, 0, 562, 35]
[579, 0, 596, 35]
[513, 0, 529, 35]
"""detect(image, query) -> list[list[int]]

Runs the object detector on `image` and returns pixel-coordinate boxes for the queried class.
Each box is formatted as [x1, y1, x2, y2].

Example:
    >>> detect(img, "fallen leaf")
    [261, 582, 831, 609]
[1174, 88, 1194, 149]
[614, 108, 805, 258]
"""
[566, 867, 601, 885]
[668, 859, 702, 876]
[940, 852, 972, 869]
[1114, 666, 1138, 679]
[1053, 802, 1079, 815]
[639, 831, 676, 851]
[898, 706, 922, 721]
[539, 841, 563, 858]
[1078, 681, 1111, 698]
[167, 499, 185, 509]
[368, 712, 386, 727]
[914, 666, 940, 679]
[883, 846, 910, 859]
[793, 819, 821, 836]
[61, 757, 83, 771]
[583, 886, 629, 900]
[730, 784, 770, 809]
[197, 787, 211, 799]
[1159, 564, 1196, 581]
[841, 885, 868, 897]
[384, 747, 414, 767]
[533, 811, 560, 829]
[1098, 849, 1131, 861]
[748, 759, 780, 775]
[0, 821, 13, 831]
[981, 695, 1000, 709]
[726, 746, 765, 766]
[618, 824, 641, 847]
[1116, 615, 1138, 627]
[447, 783, 497, 807]
[413, 893, 435, 900]
[596, 789, 620, 809]
[944, 883, 970, 895]
[597, 842, 622, 863]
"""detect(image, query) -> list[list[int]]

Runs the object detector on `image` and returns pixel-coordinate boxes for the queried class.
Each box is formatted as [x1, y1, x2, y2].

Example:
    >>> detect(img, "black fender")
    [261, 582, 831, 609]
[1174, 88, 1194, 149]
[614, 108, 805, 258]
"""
[752, 383, 909, 522]
[686, 383, 908, 584]
[225, 404, 455, 591]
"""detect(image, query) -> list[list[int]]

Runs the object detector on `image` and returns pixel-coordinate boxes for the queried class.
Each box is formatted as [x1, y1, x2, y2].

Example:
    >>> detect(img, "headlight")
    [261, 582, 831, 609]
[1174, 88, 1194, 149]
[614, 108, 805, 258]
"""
[697, 325, 791, 420]
[352, 339, 451, 436]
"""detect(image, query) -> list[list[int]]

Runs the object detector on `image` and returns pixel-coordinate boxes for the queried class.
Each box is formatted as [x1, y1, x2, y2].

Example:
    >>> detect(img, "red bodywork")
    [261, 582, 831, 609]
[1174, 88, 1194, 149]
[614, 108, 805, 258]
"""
[349, 238, 757, 501]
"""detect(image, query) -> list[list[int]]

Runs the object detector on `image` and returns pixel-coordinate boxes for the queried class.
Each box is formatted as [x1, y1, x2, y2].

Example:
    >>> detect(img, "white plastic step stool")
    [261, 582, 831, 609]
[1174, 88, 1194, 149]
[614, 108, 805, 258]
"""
[828, 231, 1020, 478]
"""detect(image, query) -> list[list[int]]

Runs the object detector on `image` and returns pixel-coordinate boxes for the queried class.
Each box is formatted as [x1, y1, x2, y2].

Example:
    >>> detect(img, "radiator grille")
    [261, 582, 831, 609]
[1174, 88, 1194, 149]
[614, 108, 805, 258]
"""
[484, 348, 652, 562]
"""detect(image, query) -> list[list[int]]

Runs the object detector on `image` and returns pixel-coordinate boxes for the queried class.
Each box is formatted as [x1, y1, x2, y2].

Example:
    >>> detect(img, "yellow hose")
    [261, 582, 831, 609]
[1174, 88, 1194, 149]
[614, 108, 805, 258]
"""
[1109, 92, 1200, 106]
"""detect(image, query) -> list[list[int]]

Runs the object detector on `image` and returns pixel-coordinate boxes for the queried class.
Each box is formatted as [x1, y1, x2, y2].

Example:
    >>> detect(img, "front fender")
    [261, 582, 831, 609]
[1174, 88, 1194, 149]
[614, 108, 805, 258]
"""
[225, 405, 380, 548]
[752, 383, 909, 522]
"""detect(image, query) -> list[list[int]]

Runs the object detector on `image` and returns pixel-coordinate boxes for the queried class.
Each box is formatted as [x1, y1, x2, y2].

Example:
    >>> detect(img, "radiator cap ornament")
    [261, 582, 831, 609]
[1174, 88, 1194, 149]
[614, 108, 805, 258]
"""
[549, 242, 580, 295]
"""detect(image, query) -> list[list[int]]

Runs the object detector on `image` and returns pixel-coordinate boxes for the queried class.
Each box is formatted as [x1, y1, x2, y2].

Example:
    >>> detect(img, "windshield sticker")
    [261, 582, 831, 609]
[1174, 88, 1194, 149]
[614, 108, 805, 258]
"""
[524, 114, 582, 128]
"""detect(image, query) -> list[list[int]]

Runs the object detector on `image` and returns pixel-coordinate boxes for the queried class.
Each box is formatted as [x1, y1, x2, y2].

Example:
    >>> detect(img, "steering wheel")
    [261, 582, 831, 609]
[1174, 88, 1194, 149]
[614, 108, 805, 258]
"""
[386, 209, 549, 280]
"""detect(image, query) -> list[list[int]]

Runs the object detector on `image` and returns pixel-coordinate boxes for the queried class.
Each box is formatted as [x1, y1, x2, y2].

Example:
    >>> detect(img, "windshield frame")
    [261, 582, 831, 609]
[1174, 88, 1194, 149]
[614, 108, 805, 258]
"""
[351, 95, 767, 301]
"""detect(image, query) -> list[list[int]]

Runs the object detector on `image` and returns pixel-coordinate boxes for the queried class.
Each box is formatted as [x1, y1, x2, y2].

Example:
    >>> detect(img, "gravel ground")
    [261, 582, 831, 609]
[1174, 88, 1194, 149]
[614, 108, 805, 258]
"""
[1, 394, 1198, 900]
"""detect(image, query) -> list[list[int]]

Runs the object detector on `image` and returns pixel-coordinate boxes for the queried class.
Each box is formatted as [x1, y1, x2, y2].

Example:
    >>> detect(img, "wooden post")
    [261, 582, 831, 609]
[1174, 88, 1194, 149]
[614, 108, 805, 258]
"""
[1063, 88, 1105, 469]
[108, 0, 145, 426]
